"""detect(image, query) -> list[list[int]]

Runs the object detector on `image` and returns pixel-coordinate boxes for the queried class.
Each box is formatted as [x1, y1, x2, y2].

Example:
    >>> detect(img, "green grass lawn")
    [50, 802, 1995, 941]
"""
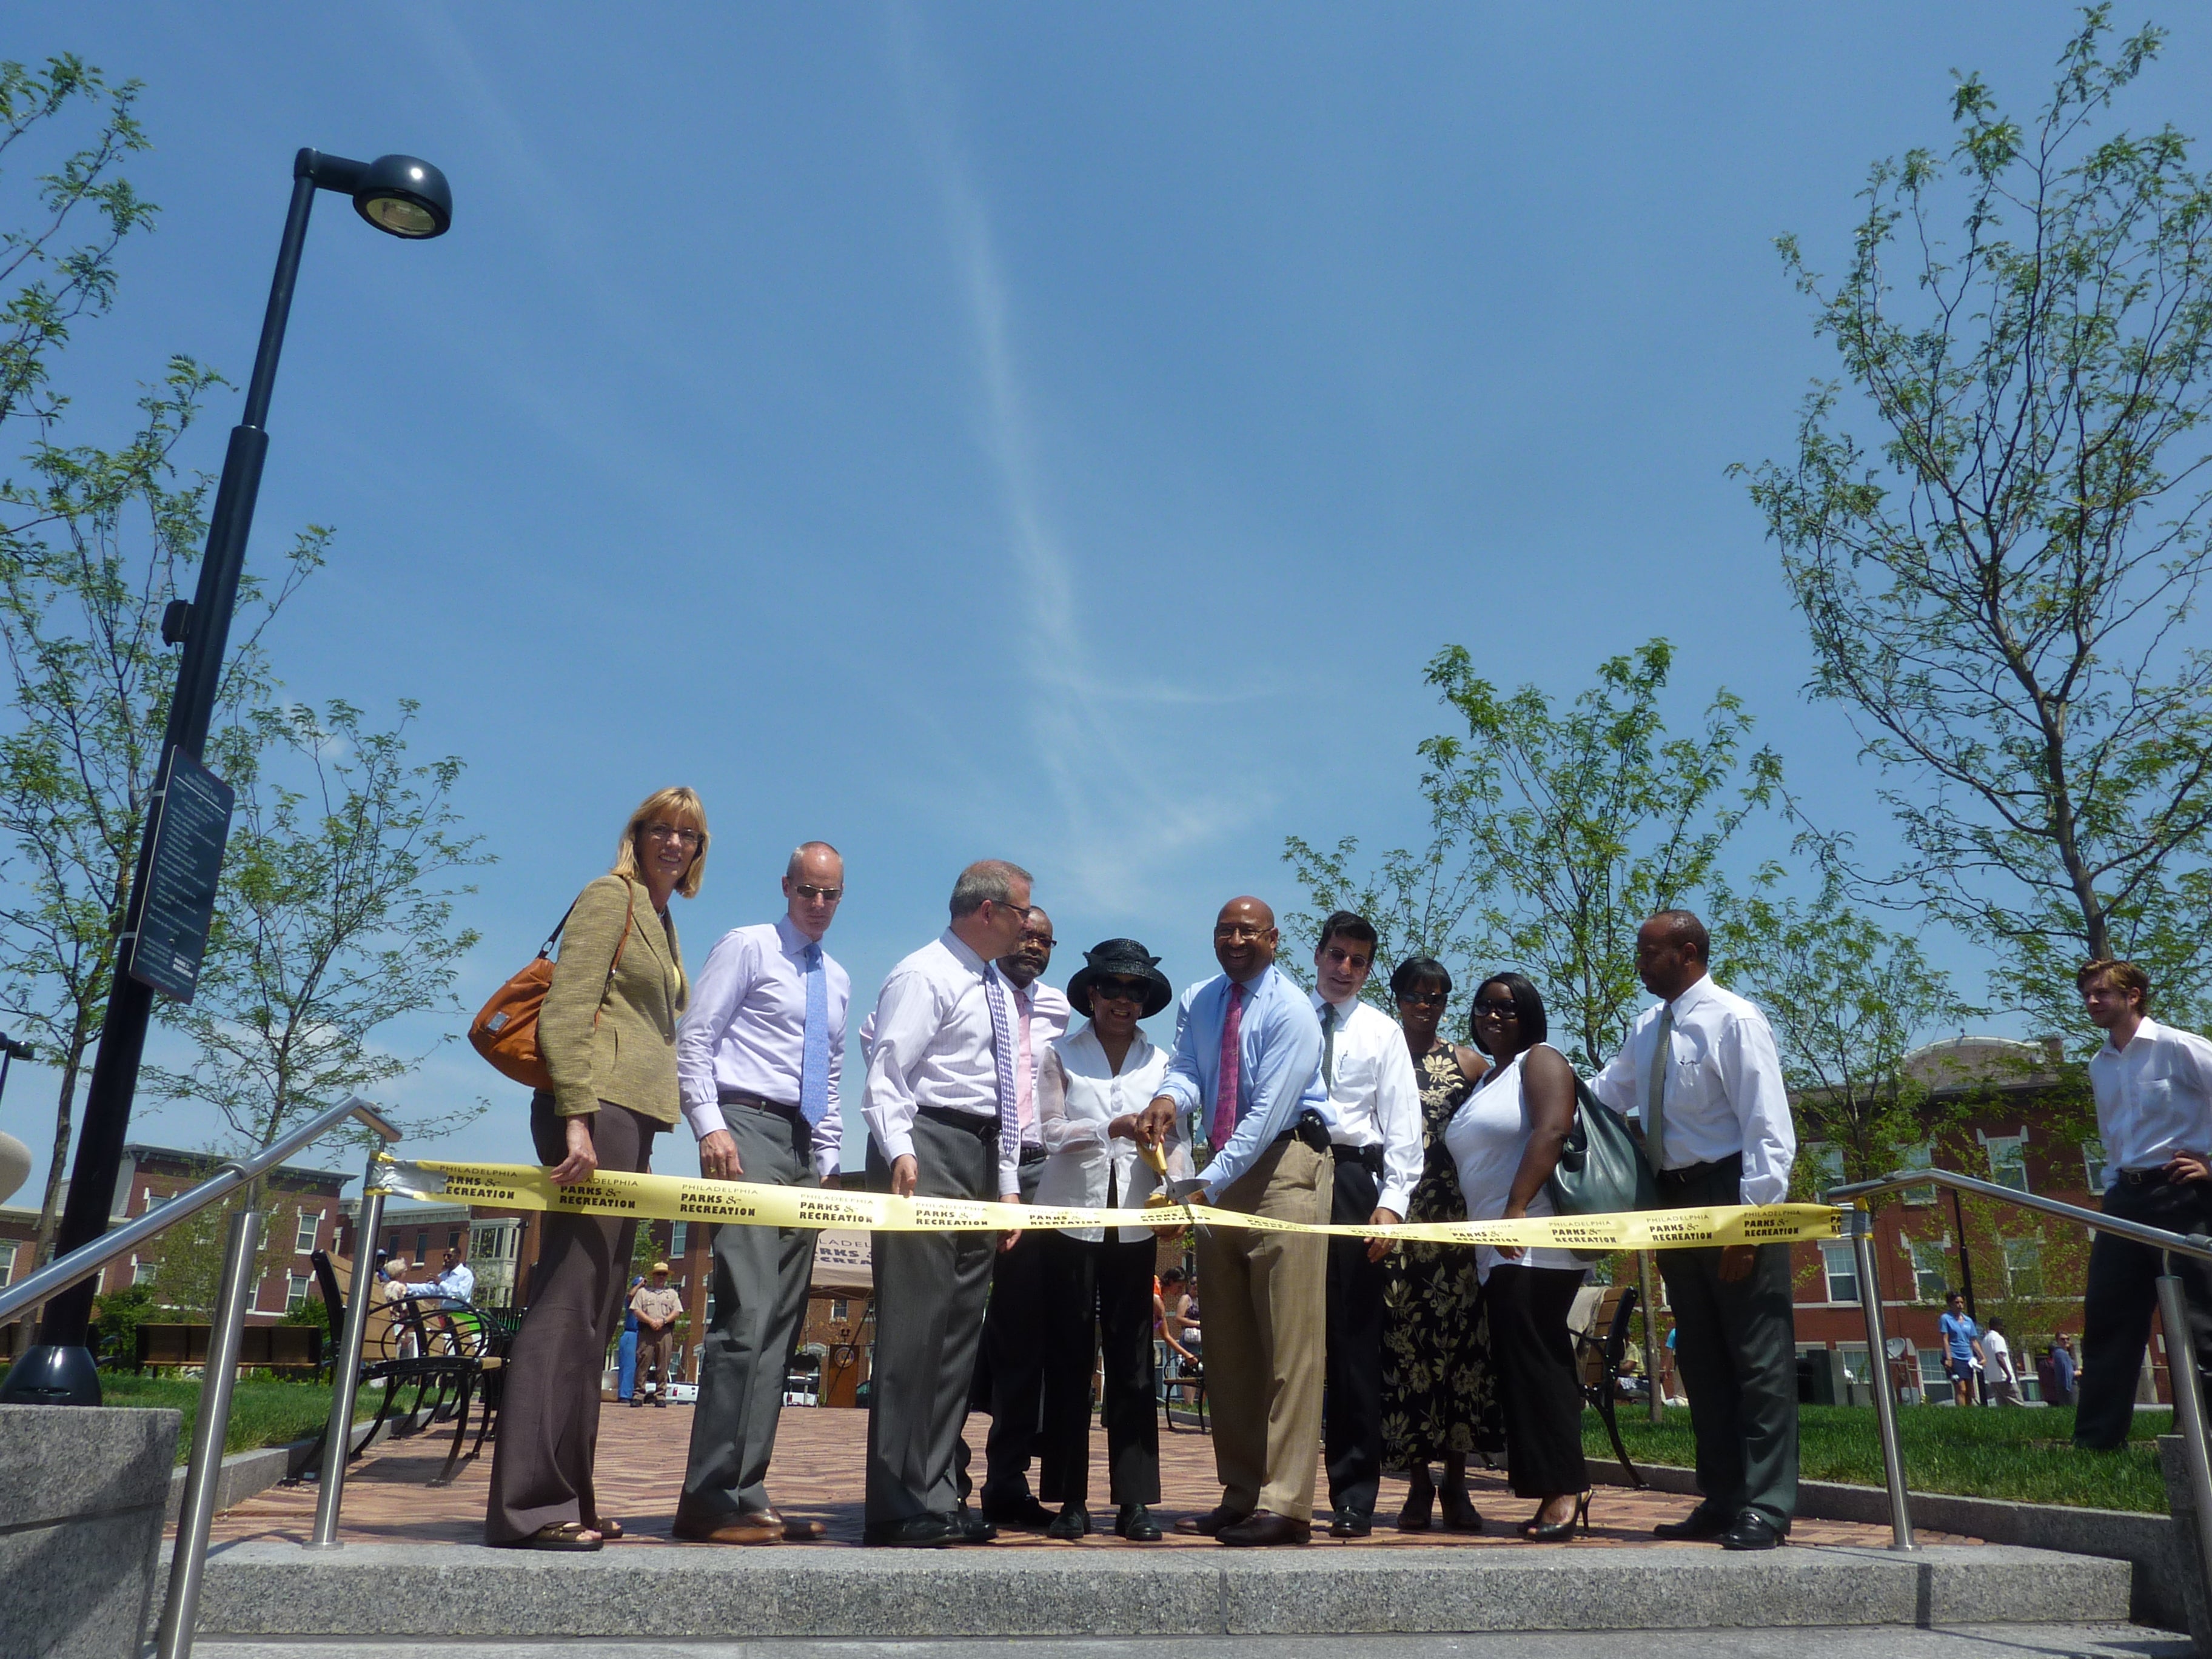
[100, 1374, 381, 1465]
[1584, 1402, 2173, 1513]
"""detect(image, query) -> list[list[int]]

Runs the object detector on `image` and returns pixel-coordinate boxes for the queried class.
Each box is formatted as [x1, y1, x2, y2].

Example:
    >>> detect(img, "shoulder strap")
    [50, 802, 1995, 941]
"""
[537, 899, 580, 959]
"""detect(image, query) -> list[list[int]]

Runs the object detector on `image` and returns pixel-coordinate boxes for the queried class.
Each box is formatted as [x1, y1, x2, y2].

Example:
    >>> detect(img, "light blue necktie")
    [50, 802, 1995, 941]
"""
[799, 941, 830, 1131]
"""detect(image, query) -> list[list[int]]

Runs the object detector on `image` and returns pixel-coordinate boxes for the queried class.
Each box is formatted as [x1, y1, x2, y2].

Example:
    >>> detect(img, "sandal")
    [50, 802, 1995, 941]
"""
[500, 1521, 602, 1551]
[1396, 1476, 1435, 1533]
[1440, 1485, 1484, 1533]
[592, 1517, 625, 1541]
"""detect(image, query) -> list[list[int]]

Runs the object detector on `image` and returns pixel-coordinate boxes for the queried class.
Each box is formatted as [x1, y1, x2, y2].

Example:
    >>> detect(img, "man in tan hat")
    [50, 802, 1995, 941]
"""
[629, 1263, 683, 1407]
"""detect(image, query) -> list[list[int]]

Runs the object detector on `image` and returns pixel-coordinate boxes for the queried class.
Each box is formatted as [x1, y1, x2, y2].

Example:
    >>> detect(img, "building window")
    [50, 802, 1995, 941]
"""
[133, 1256, 156, 1287]
[1802, 1142, 1845, 1195]
[1818, 1241, 1860, 1304]
[1901, 1141, 1937, 1206]
[2083, 1139, 2109, 1192]
[286, 1273, 311, 1312]
[447, 1228, 461, 1251]
[2002, 1239, 2045, 1299]
[671, 1221, 688, 1257]
[1984, 1133, 2030, 1193]
[0, 1241, 16, 1282]
[294, 1211, 321, 1253]
[1909, 1239, 1949, 1303]
[1917, 1348, 1956, 1403]
[1837, 1343, 1872, 1384]
[831, 1298, 850, 1321]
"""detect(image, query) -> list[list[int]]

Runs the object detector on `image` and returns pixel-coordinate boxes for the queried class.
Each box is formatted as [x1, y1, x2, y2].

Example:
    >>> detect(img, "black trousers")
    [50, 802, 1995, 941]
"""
[2076, 1176, 2212, 1450]
[978, 1153, 1049, 1511]
[1037, 1228, 1162, 1507]
[1654, 1158, 1798, 1526]
[1482, 1262, 1587, 1499]
[1324, 1150, 1386, 1517]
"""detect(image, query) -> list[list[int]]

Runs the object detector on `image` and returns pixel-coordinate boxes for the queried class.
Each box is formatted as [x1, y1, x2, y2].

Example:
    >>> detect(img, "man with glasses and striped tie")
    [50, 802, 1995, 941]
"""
[670, 842, 851, 1545]
[1592, 908, 1797, 1552]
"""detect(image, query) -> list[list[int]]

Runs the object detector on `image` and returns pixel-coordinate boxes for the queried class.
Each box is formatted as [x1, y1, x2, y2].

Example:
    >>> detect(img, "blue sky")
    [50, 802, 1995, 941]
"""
[5, 4, 2205, 1199]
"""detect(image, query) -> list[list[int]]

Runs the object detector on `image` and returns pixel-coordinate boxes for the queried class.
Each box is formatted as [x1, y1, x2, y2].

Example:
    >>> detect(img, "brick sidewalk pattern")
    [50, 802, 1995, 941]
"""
[195, 1403, 1973, 1552]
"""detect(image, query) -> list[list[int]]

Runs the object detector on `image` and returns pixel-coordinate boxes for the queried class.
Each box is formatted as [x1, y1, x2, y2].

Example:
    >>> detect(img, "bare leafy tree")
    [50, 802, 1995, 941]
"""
[1744, 8, 2212, 1033]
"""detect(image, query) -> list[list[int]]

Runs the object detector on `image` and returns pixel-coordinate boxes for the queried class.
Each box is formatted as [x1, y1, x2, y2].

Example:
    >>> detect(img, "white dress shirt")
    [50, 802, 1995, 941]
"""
[1590, 973, 1796, 1207]
[991, 971, 1072, 1148]
[1313, 992, 1424, 1216]
[402, 1260, 477, 1303]
[2090, 1017, 2212, 1179]
[676, 914, 850, 1182]
[862, 928, 1020, 1196]
[1035, 1023, 1187, 1242]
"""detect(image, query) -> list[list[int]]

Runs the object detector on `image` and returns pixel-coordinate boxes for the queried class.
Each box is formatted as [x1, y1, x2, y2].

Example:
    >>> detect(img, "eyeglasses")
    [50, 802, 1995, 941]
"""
[1396, 988, 1447, 1007]
[793, 884, 843, 902]
[1023, 934, 1058, 950]
[1213, 923, 1270, 943]
[643, 822, 702, 848]
[988, 899, 1033, 921]
[1094, 977, 1150, 1003]
[1472, 1000, 1520, 1019]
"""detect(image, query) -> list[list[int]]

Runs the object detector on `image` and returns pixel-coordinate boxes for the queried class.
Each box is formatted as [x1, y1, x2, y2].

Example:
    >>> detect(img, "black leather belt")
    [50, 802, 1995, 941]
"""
[1269, 1110, 1332, 1155]
[718, 1089, 802, 1124]
[2117, 1165, 2194, 1187]
[1656, 1155, 1740, 1188]
[1019, 1143, 1048, 1165]
[1332, 1142, 1385, 1178]
[917, 1104, 997, 1137]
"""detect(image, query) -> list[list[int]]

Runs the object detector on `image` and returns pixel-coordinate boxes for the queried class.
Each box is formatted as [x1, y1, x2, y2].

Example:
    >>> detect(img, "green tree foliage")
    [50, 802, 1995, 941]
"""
[149, 700, 489, 1171]
[1288, 640, 1781, 1068]
[1744, 8, 2212, 1034]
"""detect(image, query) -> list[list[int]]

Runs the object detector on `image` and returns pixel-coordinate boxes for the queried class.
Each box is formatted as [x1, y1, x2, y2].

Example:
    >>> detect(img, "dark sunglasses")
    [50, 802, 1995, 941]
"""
[1093, 977, 1151, 1004]
[1396, 988, 1448, 1007]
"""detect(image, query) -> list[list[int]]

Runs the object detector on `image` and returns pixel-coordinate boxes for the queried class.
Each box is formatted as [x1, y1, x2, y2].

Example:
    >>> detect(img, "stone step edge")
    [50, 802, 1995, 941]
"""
[187, 1541, 2130, 1639]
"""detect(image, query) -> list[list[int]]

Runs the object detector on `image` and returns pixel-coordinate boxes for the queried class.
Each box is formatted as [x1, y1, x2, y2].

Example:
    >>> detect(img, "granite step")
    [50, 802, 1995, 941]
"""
[186, 1539, 2131, 1640]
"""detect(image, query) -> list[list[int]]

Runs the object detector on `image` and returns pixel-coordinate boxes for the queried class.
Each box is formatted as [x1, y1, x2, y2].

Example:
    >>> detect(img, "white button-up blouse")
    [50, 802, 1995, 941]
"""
[1035, 1022, 1188, 1242]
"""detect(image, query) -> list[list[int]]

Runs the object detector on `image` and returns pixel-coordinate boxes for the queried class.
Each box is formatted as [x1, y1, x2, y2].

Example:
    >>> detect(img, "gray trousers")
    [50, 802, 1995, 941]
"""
[1654, 1158, 1799, 1526]
[677, 1101, 819, 1522]
[865, 1111, 997, 1529]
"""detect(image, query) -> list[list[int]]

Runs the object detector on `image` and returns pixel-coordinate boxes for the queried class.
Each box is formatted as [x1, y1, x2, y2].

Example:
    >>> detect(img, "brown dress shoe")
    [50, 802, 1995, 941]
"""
[757, 1507, 828, 1542]
[1173, 1504, 1251, 1537]
[671, 1512, 782, 1546]
[1217, 1509, 1312, 1547]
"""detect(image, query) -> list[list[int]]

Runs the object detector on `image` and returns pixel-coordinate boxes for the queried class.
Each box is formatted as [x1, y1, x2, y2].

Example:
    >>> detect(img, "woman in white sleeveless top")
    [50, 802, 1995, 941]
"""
[1033, 939, 1188, 1543]
[1446, 972, 1589, 1540]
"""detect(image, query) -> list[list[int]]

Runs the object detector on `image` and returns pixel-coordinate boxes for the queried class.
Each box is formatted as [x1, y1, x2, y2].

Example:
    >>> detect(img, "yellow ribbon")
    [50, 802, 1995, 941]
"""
[372, 1156, 1842, 1252]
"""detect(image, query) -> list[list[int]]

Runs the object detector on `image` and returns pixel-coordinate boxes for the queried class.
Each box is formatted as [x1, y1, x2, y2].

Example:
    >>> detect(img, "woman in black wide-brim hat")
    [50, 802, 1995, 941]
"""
[1031, 939, 1187, 1542]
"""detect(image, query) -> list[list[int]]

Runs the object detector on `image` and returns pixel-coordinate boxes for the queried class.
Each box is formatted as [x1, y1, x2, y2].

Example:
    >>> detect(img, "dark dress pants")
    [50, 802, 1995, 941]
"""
[1653, 1158, 1798, 1527]
[1037, 1227, 1162, 1507]
[2076, 1176, 2212, 1450]
[863, 1111, 997, 1530]
[677, 1101, 819, 1523]
[1482, 1262, 1587, 1498]
[980, 1152, 1050, 1512]
[1324, 1150, 1386, 1518]
[484, 1095, 657, 1544]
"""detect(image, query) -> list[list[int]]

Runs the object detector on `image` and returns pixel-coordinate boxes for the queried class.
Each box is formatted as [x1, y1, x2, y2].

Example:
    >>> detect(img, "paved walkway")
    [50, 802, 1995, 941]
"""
[199, 1403, 1973, 1551]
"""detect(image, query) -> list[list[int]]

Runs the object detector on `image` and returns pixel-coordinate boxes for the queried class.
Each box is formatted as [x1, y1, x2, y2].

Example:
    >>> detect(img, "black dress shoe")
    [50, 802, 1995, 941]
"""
[983, 1495, 1056, 1530]
[1116, 1504, 1163, 1541]
[1652, 1503, 1732, 1541]
[1173, 1504, 1250, 1537]
[1047, 1503, 1091, 1540]
[863, 1514, 955, 1549]
[1217, 1509, 1313, 1547]
[1328, 1510, 1373, 1538]
[1720, 1509, 1786, 1551]
[950, 1506, 999, 1544]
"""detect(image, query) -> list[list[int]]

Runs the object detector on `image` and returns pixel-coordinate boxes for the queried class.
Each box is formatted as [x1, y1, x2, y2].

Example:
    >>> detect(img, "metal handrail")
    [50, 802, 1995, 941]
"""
[0, 1093, 398, 1329]
[1820, 1163, 2212, 1624]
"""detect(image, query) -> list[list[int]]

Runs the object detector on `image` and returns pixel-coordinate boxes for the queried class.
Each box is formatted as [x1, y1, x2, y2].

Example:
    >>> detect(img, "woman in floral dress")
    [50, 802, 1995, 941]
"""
[1378, 956, 1497, 1530]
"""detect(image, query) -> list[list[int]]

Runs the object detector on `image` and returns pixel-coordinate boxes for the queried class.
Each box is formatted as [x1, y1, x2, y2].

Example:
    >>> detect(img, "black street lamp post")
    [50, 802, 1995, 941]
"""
[0, 150, 451, 1406]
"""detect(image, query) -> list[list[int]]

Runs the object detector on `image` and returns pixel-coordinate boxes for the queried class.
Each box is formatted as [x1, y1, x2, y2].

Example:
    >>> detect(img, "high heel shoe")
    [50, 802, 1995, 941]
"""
[1439, 1483, 1484, 1533]
[1396, 1474, 1436, 1533]
[1524, 1492, 1591, 1542]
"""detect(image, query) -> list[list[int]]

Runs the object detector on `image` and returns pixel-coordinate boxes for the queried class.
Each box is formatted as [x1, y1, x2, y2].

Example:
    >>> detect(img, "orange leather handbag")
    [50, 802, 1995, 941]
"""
[469, 885, 634, 1090]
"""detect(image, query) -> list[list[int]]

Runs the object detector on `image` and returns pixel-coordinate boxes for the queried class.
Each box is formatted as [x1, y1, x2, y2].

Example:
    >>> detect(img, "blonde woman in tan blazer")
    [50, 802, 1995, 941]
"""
[486, 787, 702, 1550]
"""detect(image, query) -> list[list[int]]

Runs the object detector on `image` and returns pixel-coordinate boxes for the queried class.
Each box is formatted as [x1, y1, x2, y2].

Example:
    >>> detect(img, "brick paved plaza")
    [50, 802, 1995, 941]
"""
[195, 1403, 1971, 1550]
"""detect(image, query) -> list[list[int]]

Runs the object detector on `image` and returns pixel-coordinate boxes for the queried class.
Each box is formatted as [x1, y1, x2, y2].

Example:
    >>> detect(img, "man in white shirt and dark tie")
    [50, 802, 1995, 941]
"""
[1592, 909, 1797, 1552]
[860, 860, 1035, 1548]
[974, 908, 1072, 1527]
[670, 842, 850, 1544]
[1308, 911, 1422, 1537]
[2074, 959, 2212, 1450]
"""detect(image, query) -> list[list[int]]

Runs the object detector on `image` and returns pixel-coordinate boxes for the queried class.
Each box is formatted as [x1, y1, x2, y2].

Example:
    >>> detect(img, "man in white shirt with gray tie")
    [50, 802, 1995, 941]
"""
[671, 843, 849, 1544]
[2075, 959, 2212, 1450]
[1592, 909, 1797, 1552]
[1308, 911, 1423, 1538]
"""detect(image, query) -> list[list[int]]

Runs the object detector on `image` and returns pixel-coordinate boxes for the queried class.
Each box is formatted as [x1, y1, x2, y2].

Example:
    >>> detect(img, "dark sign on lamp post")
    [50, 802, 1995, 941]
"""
[0, 150, 452, 1407]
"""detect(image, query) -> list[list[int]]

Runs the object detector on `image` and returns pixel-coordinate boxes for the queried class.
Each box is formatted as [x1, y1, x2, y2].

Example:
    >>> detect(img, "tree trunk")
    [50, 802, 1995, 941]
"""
[32, 1037, 89, 1257]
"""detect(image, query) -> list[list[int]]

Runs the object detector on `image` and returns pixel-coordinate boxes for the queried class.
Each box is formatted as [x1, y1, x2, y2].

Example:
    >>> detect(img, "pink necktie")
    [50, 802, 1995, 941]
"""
[1212, 982, 1246, 1150]
[1015, 990, 1035, 1142]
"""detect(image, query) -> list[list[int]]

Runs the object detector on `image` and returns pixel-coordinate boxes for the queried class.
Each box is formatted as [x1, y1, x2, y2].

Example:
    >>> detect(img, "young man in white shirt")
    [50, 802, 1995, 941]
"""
[1980, 1319, 2020, 1407]
[1308, 911, 1423, 1537]
[1592, 909, 1797, 1552]
[2075, 959, 2212, 1450]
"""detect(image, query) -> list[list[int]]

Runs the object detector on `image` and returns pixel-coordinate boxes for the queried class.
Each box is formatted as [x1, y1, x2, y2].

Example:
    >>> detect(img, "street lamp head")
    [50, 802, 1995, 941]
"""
[353, 155, 451, 240]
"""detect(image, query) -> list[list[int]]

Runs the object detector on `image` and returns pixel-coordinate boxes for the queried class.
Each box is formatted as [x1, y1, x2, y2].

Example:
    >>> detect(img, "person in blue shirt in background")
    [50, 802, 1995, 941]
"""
[618, 1276, 643, 1403]
[1938, 1292, 1983, 1406]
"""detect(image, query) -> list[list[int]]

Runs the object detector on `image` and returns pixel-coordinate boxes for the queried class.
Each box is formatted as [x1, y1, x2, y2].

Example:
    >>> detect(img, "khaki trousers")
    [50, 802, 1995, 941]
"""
[1195, 1138, 1331, 1520]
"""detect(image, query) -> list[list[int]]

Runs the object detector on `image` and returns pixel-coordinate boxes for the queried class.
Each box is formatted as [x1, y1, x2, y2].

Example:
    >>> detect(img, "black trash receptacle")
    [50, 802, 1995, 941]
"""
[1797, 1351, 1837, 1406]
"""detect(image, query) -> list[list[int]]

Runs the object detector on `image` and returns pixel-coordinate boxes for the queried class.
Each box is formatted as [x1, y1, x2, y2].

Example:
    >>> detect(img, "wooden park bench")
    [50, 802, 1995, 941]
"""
[1569, 1280, 1645, 1488]
[134, 1321, 323, 1376]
